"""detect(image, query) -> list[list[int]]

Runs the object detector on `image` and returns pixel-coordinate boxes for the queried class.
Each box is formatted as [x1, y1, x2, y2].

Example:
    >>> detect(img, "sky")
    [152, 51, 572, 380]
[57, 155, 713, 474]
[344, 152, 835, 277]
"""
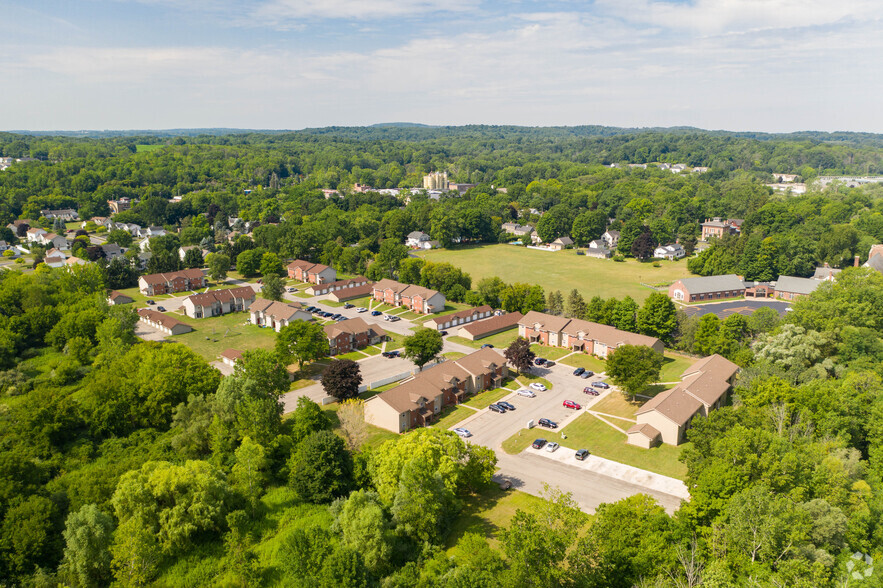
[1, 0, 881, 133]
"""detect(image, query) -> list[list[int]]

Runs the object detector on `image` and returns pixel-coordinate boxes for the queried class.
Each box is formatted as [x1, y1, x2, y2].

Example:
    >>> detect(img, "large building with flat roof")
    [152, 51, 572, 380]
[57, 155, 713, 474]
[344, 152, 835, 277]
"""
[668, 274, 746, 303]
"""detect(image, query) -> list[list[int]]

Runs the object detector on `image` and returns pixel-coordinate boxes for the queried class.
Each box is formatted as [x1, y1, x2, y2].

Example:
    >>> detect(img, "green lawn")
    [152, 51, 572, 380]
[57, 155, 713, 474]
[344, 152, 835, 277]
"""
[589, 394, 641, 420]
[431, 405, 477, 430]
[135, 144, 165, 152]
[515, 373, 553, 390]
[429, 302, 472, 318]
[171, 312, 277, 362]
[559, 353, 607, 373]
[447, 329, 519, 350]
[659, 351, 697, 382]
[417, 244, 692, 303]
[529, 344, 572, 361]
[385, 333, 406, 351]
[337, 349, 370, 361]
[503, 413, 688, 480]
[446, 486, 563, 552]
[444, 351, 466, 360]
[464, 384, 516, 409]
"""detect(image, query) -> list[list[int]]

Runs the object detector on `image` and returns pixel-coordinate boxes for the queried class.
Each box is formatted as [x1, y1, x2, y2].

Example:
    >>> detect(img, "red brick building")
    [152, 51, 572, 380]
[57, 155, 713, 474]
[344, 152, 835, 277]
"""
[323, 317, 387, 355]
[286, 259, 337, 284]
[138, 269, 207, 296]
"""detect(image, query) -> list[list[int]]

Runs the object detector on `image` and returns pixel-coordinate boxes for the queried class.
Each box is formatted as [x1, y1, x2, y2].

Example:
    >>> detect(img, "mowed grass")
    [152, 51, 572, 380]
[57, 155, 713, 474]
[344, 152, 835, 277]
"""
[432, 405, 478, 430]
[135, 144, 165, 152]
[659, 351, 698, 382]
[589, 393, 641, 420]
[445, 486, 562, 552]
[529, 344, 572, 361]
[559, 353, 607, 373]
[464, 385, 516, 409]
[417, 244, 691, 303]
[503, 413, 688, 480]
[171, 312, 277, 361]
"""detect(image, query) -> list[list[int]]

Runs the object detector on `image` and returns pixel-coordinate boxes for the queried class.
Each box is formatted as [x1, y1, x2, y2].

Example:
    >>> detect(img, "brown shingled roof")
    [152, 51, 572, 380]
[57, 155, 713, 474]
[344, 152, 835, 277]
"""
[519, 310, 572, 333]
[137, 308, 192, 330]
[460, 312, 523, 337]
[186, 286, 255, 307]
[627, 423, 662, 440]
[636, 386, 703, 426]
[323, 317, 386, 340]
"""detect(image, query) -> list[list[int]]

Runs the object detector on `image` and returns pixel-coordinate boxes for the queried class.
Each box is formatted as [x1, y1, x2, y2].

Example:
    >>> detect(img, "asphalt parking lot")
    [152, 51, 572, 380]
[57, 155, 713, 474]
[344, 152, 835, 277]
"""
[681, 298, 791, 318]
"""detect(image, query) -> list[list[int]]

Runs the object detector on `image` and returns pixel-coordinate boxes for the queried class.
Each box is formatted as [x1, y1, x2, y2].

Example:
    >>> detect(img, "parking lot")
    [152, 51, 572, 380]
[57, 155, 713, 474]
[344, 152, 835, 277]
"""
[681, 298, 791, 318]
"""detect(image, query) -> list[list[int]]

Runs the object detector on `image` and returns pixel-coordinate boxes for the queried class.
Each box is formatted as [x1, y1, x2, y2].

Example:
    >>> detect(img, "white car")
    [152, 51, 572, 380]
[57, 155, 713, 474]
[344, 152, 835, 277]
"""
[516, 388, 536, 398]
[529, 382, 547, 391]
[355, 307, 368, 313]
[545, 442, 560, 452]
[453, 428, 472, 438]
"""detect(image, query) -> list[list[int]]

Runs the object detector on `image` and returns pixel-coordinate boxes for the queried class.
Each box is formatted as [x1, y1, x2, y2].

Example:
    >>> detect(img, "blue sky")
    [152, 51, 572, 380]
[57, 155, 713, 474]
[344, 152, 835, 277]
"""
[1, 0, 881, 132]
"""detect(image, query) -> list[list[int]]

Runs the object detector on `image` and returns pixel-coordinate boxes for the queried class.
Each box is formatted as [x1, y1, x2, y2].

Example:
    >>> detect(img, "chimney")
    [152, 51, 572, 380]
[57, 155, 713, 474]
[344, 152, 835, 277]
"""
[855, 255, 860, 267]
[823, 262, 829, 268]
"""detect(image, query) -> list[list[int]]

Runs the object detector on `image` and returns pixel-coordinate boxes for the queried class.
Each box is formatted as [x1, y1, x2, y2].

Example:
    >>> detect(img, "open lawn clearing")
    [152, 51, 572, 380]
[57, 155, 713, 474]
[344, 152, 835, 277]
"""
[529, 344, 572, 361]
[135, 144, 165, 152]
[659, 351, 698, 382]
[395, 310, 422, 321]
[428, 302, 472, 318]
[444, 351, 466, 360]
[464, 384, 516, 409]
[320, 299, 344, 307]
[385, 333, 406, 350]
[431, 405, 477, 430]
[362, 345, 383, 357]
[503, 413, 688, 479]
[171, 312, 277, 361]
[589, 393, 641, 420]
[515, 372, 553, 390]
[337, 349, 369, 361]
[559, 353, 607, 373]
[417, 244, 691, 303]
[445, 486, 566, 552]
[224, 271, 260, 283]
[447, 329, 519, 350]
[370, 302, 397, 312]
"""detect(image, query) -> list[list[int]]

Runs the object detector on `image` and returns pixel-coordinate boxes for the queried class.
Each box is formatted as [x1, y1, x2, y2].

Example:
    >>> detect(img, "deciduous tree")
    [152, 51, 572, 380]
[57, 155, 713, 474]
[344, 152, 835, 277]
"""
[262, 273, 284, 301]
[504, 336, 536, 374]
[321, 358, 363, 401]
[605, 344, 663, 400]
[402, 328, 443, 370]
[637, 292, 678, 342]
[276, 321, 329, 370]
[289, 430, 352, 503]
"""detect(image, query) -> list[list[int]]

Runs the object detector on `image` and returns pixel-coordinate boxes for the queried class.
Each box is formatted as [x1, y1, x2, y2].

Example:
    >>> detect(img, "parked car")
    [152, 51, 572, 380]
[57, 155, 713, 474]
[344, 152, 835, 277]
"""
[371, 310, 382, 316]
[389, 316, 401, 322]
[336, 317, 348, 322]
[382, 350, 400, 359]
[580, 371, 593, 379]
[355, 307, 368, 313]
[563, 400, 581, 410]
[545, 361, 555, 368]
[531, 438, 547, 449]
[545, 442, 560, 452]
[583, 387, 599, 396]
[498, 401, 515, 411]
[384, 315, 392, 321]
[157, 306, 167, 312]
[146, 300, 155, 305]
[453, 428, 472, 438]
[488, 404, 505, 414]
[592, 381, 611, 389]
[516, 388, 536, 398]
[529, 382, 547, 391]
[534, 357, 546, 366]
[481, 343, 494, 348]
[286, 287, 296, 292]
[343, 303, 354, 309]
[575, 449, 590, 461]
[439, 330, 449, 336]
[538, 418, 558, 429]
[573, 367, 585, 376]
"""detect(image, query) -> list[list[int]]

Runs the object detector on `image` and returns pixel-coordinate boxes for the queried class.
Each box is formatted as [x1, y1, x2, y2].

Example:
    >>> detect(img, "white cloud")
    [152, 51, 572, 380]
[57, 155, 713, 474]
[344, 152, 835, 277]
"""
[251, 0, 476, 22]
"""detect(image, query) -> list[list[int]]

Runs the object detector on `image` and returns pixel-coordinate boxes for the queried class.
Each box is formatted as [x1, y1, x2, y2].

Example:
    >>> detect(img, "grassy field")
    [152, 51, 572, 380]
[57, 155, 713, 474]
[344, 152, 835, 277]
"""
[515, 373, 553, 390]
[589, 393, 641, 420]
[445, 486, 563, 552]
[443, 351, 466, 360]
[529, 344, 572, 361]
[447, 329, 519, 350]
[431, 405, 477, 430]
[502, 413, 688, 479]
[417, 244, 691, 303]
[659, 351, 698, 382]
[171, 312, 277, 361]
[559, 353, 607, 373]
[464, 384, 516, 409]
[135, 144, 165, 152]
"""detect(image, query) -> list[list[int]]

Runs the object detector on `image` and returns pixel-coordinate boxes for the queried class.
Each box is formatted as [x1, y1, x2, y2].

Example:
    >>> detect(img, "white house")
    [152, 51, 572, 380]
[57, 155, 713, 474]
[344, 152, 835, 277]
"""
[654, 244, 685, 260]
[602, 230, 620, 248]
[405, 231, 433, 248]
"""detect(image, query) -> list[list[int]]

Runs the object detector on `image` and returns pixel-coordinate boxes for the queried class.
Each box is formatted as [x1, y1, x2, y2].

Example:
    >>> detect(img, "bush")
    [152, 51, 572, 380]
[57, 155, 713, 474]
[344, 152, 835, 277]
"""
[2, 250, 13, 258]
[652, 261, 661, 267]
[613, 254, 625, 262]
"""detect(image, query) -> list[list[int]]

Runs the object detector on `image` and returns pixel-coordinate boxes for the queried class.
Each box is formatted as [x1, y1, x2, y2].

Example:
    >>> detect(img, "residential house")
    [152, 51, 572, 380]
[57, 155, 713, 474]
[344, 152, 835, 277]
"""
[101, 243, 125, 260]
[7, 219, 33, 234]
[653, 243, 685, 260]
[670, 164, 687, 173]
[365, 347, 508, 433]
[324, 317, 387, 355]
[249, 299, 312, 332]
[178, 246, 203, 262]
[372, 279, 446, 314]
[137, 308, 193, 335]
[40, 209, 79, 221]
[108, 291, 134, 305]
[38, 233, 69, 250]
[773, 276, 823, 301]
[601, 230, 620, 249]
[143, 226, 166, 238]
[405, 231, 433, 249]
[286, 259, 337, 284]
[692, 167, 709, 173]
[773, 173, 798, 183]
[585, 239, 612, 259]
[107, 198, 134, 214]
[305, 276, 370, 297]
[812, 263, 841, 281]
[44, 255, 66, 269]
[548, 236, 573, 251]
[631, 354, 739, 446]
[45, 247, 67, 260]
[668, 274, 746, 303]
[220, 349, 243, 367]
[181, 286, 256, 319]
[322, 189, 341, 199]
[423, 305, 493, 331]
[700, 218, 742, 241]
[138, 269, 207, 296]
[0, 241, 10, 252]
[864, 244, 883, 276]
[352, 183, 373, 193]
[115, 223, 142, 236]
[518, 311, 663, 357]
[85, 217, 112, 229]
[25, 227, 47, 244]
[457, 312, 523, 341]
[65, 257, 88, 267]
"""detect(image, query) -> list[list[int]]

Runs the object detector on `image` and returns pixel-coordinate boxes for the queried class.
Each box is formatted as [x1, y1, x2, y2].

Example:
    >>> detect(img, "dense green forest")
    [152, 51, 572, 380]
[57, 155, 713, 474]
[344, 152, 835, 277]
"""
[2, 128, 883, 586]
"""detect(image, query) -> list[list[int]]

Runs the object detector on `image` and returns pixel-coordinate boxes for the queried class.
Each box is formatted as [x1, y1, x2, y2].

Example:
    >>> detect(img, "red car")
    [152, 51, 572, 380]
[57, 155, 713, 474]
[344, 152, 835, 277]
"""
[563, 399, 581, 410]
[583, 387, 599, 396]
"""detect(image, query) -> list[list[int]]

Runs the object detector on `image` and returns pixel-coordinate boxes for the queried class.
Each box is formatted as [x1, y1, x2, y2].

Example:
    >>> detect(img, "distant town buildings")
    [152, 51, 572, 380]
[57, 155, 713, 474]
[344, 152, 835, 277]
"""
[700, 218, 743, 241]
[423, 171, 449, 190]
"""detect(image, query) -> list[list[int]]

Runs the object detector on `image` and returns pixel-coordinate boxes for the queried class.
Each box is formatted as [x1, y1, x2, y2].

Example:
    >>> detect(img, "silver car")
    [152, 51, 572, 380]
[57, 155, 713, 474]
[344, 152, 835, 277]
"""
[516, 388, 536, 398]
